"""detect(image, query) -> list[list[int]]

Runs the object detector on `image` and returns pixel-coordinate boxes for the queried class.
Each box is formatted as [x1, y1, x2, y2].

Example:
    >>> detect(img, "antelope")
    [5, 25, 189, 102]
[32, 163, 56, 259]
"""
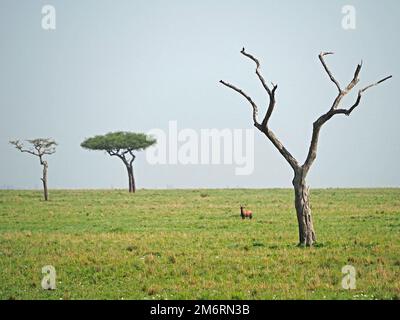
[240, 205, 253, 219]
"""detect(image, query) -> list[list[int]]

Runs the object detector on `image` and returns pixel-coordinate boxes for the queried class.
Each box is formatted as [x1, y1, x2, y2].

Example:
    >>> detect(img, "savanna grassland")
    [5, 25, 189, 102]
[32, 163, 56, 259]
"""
[0, 189, 399, 300]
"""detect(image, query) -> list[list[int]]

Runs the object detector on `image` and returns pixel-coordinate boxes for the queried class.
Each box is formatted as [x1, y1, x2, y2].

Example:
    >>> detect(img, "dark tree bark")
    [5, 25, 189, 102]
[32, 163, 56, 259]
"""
[108, 150, 136, 193]
[127, 165, 136, 193]
[127, 166, 132, 193]
[220, 48, 391, 246]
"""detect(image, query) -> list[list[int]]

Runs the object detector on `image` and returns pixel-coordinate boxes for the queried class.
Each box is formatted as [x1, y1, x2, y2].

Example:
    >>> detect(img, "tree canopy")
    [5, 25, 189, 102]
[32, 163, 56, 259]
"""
[80, 132, 156, 152]
[81, 132, 156, 193]
[10, 138, 57, 156]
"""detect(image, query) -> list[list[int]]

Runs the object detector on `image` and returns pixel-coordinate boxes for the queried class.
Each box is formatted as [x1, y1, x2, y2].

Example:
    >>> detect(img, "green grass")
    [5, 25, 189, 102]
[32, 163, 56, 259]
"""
[0, 188, 399, 300]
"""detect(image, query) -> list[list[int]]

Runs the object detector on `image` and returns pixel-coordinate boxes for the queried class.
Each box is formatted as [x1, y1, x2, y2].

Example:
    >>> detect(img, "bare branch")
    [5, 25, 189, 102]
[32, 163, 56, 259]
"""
[128, 150, 136, 166]
[240, 47, 272, 96]
[256, 125, 300, 171]
[360, 75, 392, 93]
[107, 149, 135, 167]
[319, 52, 342, 93]
[10, 140, 39, 156]
[220, 48, 299, 171]
[340, 75, 393, 116]
[345, 61, 362, 92]
[9, 139, 22, 149]
[303, 58, 392, 174]
[261, 84, 278, 128]
[240, 47, 279, 128]
[240, 47, 260, 68]
[376, 75, 393, 84]
[108, 149, 123, 159]
[219, 80, 259, 125]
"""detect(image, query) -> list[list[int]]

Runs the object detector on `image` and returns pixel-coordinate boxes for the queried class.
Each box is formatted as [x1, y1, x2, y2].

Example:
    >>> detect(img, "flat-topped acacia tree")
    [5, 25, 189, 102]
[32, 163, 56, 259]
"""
[81, 132, 156, 193]
[10, 138, 57, 201]
[220, 48, 392, 246]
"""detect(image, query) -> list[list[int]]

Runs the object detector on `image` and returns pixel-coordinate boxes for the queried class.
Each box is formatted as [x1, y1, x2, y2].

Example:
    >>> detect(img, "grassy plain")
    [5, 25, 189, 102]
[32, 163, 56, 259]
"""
[0, 188, 399, 300]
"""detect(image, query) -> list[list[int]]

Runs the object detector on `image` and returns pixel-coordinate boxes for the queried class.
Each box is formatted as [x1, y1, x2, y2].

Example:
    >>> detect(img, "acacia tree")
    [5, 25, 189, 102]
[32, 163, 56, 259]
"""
[220, 48, 392, 246]
[81, 132, 156, 193]
[10, 138, 57, 201]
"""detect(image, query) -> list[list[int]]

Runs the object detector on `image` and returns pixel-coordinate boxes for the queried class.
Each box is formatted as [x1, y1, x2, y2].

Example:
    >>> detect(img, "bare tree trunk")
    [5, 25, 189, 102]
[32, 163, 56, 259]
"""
[41, 160, 49, 201]
[131, 167, 136, 193]
[127, 166, 132, 192]
[127, 166, 136, 193]
[293, 172, 316, 246]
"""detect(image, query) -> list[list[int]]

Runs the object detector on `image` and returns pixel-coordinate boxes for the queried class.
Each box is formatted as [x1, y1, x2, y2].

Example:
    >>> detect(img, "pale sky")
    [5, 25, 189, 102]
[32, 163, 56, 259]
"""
[0, 0, 398, 189]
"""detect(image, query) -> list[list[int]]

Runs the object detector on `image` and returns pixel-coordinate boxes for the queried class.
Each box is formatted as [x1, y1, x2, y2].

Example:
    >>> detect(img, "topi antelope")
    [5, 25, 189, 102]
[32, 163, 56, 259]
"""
[240, 205, 253, 219]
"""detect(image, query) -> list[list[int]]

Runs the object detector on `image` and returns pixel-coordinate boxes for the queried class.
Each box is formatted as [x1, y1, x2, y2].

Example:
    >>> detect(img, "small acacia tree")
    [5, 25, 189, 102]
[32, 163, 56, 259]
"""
[81, 132, 156, 193]
[10, 138, 57, 201]
[220, 48, 391, 246]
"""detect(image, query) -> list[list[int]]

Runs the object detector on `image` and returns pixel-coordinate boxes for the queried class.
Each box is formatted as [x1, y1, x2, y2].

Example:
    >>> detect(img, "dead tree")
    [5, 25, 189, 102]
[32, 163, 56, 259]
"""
[220, 48, 391, 246]
[10, 138, 57, 201]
